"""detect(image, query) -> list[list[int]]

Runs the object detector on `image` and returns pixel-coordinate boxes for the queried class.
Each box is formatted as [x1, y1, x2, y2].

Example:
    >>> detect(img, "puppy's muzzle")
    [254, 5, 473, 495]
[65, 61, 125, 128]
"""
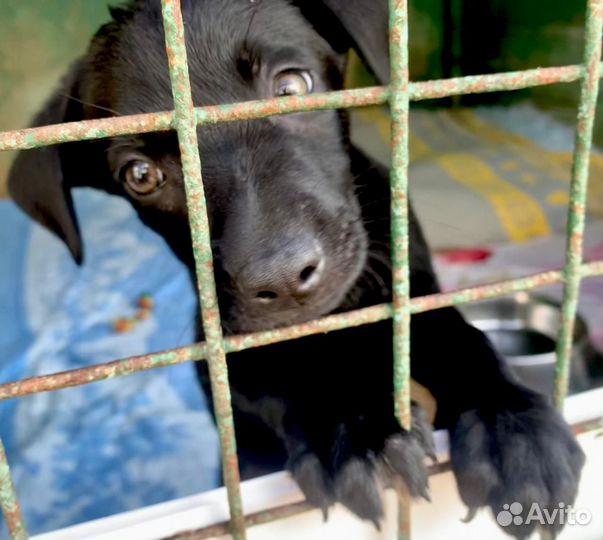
[235, 233, 326, 309]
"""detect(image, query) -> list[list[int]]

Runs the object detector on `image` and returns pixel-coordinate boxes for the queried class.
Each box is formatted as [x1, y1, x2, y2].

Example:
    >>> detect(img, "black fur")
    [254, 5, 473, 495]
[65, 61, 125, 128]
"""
[8, 1, 584, 537]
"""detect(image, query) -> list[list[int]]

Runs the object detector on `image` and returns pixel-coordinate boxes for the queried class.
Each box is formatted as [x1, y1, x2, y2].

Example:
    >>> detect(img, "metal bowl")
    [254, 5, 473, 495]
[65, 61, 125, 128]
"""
[458, 293, 598, 397]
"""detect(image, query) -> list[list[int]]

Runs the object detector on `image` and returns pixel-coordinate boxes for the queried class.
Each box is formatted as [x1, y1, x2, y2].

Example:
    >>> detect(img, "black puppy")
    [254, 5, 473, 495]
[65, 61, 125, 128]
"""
[9, 1, 584, 537]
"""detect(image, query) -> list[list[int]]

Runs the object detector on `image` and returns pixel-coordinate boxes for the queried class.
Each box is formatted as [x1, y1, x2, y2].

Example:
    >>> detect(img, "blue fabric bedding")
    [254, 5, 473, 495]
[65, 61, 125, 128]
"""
[0, 189, 220, 536]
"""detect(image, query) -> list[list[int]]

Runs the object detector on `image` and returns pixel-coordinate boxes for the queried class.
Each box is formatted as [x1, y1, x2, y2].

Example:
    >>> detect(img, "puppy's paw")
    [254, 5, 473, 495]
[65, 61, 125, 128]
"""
[287, 404, 434, 527]
[451, 391, 585, 539]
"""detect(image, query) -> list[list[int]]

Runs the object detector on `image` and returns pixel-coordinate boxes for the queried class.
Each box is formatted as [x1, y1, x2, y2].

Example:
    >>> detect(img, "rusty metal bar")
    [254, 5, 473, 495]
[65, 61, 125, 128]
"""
[163, 501, 314, 540]
[389, 0, 412, 434]
[0, 438, 28, 540]
[389, 1, 413, 536]
[1, 261, 601, 402]
[554, 0, 603, 408]
[397, 492, 412, 540]
[408, 63, 599, 101]
[159, 1, 245, 538]
[2, 64, 603, 152]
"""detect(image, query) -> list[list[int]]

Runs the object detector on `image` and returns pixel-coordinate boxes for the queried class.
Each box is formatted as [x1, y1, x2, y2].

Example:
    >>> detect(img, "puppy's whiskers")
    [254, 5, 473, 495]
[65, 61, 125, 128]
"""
[367, 250, 391, 271]
[361, 262, 388, 295]
[61, 94, 123, 116]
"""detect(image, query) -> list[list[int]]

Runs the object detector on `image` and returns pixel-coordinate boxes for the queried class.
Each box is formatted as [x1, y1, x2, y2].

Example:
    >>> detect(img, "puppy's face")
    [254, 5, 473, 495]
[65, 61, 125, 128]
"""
[10, 0, 390, 333]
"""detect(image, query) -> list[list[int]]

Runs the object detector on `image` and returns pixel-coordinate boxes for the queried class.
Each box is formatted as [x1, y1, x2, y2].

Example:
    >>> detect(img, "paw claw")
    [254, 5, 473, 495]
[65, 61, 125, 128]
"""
[381, 435, 429, 499]
[461, 507, 478, 523]
[321, 505, 329, 522]
[334, 458, 384, 524]
[289, 453, 333, 511]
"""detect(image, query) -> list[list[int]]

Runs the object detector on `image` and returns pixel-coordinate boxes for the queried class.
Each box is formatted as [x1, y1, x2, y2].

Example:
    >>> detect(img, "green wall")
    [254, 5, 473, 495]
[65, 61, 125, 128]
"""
[0, 1, 111, 195]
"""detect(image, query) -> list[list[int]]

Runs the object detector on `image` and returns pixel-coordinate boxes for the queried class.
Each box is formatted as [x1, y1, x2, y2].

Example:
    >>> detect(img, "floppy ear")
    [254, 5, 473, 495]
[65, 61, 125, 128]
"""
[8, 63, 87, 264]
[296, 0, 390, 84]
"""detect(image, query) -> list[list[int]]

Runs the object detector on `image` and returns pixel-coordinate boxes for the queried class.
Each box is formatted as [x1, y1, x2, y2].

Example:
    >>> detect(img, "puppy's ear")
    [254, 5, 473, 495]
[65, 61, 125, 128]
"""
[296, 0, 390, 84]
[8, 62, 87, 264]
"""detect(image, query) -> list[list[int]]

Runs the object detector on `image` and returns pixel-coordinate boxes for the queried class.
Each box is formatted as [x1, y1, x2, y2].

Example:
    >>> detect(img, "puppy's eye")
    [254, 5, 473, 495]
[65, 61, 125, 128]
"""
[273, 70, 313, 96]
[122, 160, 165, 195]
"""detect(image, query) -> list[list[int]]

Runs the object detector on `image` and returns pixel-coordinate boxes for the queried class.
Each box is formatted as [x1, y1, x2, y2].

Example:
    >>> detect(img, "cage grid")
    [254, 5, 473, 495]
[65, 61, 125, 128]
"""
[0, 0, 601, 538]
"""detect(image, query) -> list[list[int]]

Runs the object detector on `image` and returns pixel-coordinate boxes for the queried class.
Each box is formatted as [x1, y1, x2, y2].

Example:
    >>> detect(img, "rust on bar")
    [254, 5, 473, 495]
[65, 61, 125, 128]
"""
[0, 110, 174, 152]
[397, 491, 412, 540]
[0, 345, 206, 400]
[409, 63, 592, 101]
[163, 501, 314, 540]
[388, 3, 413, 536]
[1, 261, 601, 402]
[0, 438, 28, 540]
[389, 0, 412, 437]
[554, 0, 603, 408]
[2, 64, 602, 152]
[409, 265, 591, 312]
[160, 1, 246, 538]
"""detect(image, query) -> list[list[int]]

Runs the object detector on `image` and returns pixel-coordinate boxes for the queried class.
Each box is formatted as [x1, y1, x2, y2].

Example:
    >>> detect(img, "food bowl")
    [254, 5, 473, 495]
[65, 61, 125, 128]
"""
[458, 293, 599, 397]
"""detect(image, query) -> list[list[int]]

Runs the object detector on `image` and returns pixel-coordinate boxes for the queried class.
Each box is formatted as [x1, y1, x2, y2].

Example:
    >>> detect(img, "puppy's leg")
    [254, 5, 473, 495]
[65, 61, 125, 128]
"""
[410, 307, 585, 540]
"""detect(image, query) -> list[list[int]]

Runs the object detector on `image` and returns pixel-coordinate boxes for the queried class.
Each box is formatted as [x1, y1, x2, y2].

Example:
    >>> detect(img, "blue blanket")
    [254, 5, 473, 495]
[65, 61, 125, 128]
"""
[0, 189, 220, 535]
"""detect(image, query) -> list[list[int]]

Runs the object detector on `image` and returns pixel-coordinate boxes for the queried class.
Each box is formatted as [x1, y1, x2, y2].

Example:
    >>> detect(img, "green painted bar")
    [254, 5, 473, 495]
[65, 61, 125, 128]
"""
[159, 1, 246, 538]
[554, 0, 603, 408]
[0, 438, 28, 540]
[388, 0, 413, 537]
[0, 262, 601, 402]
[389, 0, 412, 436]
[2, 64, 603, 152]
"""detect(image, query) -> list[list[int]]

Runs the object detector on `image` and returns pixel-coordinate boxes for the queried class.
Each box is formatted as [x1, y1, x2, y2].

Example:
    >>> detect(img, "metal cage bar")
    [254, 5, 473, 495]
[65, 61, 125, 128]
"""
[389, 0, 412, 434]
[1, 64, 602, 153]
[388, 1, 413, 535]
[0, 439, 27, 540]
[159, 1, 246, 537]
[554, 0, 603, 408]
[0, 0, 602, 538]
[1, 263, 599, 403]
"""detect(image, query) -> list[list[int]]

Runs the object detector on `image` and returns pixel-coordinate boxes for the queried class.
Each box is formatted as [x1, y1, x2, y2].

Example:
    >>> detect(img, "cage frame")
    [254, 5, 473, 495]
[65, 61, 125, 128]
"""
[0, 0, 602, 538]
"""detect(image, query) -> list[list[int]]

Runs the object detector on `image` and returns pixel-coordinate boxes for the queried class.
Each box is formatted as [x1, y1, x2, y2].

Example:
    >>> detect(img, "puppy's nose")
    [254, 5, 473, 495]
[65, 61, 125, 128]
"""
[237, 237, 326, 305]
